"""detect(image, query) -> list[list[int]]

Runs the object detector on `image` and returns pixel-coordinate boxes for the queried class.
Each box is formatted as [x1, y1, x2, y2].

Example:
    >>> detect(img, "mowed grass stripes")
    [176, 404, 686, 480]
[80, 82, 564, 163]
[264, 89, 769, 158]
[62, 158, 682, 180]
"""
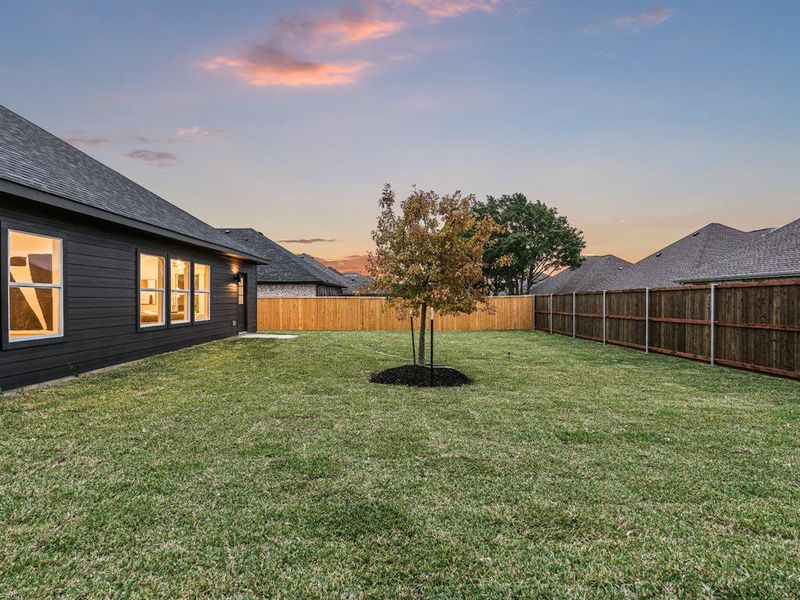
[1, 331, 798, 597]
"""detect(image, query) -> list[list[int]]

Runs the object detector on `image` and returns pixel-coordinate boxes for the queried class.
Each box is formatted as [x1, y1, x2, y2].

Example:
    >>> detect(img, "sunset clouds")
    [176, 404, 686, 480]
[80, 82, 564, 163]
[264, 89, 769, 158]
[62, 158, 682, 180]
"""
[586, 7, 674, 34]
[612, 7, 673, 31]
[278, 6, 403, 47]
[278, 238, 338, 244]
[203, 47, 368, 87]
[202, 0, 506, 88]
[407, 0, 501, 21]
[65, 135, 112, 148]
[125, 149, 177, 168]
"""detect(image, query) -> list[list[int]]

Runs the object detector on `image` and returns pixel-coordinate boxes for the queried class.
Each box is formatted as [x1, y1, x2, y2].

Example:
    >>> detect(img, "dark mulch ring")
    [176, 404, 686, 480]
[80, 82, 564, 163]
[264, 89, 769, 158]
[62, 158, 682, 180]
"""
[370, 364, 473, 387]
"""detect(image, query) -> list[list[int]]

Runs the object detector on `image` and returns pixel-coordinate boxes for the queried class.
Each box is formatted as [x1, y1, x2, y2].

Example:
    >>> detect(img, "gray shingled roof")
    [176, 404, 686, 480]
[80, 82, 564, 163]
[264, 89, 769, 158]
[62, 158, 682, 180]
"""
[219, 229, 345, 288]
[295, 254, 350, 289]
[533, 255, 632, 294]
[337, 272, 377, 295]
[602, 223, 769, 290]
[677, 219, 800, 283]
[0, 105, 260, 259]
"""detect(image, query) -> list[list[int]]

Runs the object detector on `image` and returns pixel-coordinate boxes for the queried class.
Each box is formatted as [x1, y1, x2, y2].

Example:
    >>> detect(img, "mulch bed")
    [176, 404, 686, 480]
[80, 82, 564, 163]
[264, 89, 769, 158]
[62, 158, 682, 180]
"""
[370, 365, 473, 387]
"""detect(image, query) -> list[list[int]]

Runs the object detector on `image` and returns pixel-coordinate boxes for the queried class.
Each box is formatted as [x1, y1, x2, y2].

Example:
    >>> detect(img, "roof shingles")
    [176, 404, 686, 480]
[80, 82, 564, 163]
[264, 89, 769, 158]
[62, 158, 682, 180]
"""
[677, 219, 800, 282]
[218, 229, 345, 288]
[602, 223, 768, 290]
[533, 255, 632, 294]
[0, 105, 256, 257]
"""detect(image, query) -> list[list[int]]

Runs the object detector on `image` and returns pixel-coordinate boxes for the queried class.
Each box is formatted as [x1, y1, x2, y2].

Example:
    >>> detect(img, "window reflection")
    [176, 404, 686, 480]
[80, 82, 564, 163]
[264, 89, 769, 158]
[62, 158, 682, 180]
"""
[140, 254, 165, 326]
[170, 259, 190, 324]
[194, 263, 210, 321]
[8, 230, 63, 341]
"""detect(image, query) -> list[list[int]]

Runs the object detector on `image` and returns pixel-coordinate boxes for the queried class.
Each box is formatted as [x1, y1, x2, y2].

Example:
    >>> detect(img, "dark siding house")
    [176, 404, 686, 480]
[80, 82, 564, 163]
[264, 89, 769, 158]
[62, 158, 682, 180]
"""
[219, 228, 347, 297]
[0, 106, 262, 391]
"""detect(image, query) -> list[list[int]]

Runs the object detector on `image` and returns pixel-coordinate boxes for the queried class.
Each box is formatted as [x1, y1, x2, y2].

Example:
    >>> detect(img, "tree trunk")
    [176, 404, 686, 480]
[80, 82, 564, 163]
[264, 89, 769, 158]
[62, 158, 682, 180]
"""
[417, 303, 427, 365]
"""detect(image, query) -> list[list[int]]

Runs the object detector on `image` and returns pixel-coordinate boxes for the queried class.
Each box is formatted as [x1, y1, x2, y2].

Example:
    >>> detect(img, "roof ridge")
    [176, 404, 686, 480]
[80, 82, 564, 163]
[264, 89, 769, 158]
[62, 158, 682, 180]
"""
[1, 104, 204, 228]
[0, 105, 257, 258]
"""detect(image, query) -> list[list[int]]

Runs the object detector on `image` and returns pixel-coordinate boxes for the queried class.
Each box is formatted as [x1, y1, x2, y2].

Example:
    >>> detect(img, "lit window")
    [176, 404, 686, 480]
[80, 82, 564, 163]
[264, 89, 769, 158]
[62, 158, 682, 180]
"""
[170, 258, 190, 324]
[8, 230, 63, 342]
[139, 253, 165, 327]
[194, 263, 210, 321]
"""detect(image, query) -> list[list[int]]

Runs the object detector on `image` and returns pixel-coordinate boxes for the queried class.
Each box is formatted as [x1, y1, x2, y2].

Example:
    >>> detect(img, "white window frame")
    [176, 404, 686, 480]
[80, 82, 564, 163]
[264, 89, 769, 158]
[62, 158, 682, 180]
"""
[169, 258, 191, 325]
[7, 229, 64, 343]
[193, 263, 211, 322]
[139, 253, 166, 328]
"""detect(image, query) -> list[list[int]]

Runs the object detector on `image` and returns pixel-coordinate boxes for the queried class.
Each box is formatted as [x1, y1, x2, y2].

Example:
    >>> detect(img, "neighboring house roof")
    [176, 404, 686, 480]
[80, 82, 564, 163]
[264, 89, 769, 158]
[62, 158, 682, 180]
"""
[337, 272, 377, 295]
[219, 229, 346, 288]
[533, 255, 632, 294]
[295, 254, 351, 289]
[603, 223, 770, 290]
[677, 219, 800, 283]
[0, 105, 261, 260]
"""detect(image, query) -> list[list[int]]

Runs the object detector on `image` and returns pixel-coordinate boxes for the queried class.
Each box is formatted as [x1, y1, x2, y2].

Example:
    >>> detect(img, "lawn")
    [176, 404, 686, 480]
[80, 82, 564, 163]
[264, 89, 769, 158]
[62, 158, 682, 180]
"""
[1, 331, 799, 598]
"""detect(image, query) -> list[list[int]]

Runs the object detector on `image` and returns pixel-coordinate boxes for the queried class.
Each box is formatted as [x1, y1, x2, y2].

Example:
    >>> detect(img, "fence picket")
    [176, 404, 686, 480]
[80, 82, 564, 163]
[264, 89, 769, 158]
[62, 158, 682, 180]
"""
[257, 279, 799, 379]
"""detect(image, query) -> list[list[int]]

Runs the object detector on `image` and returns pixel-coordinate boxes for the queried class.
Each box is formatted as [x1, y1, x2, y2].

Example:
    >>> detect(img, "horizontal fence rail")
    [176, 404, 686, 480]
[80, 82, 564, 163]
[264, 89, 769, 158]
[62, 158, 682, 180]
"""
[533, 279, 799, 379]
[257, 295, 534, 332]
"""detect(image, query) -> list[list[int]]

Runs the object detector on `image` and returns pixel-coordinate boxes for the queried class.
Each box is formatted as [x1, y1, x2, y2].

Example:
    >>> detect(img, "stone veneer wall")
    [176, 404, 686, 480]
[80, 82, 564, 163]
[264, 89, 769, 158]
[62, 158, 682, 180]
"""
[258, 283, 317, 298]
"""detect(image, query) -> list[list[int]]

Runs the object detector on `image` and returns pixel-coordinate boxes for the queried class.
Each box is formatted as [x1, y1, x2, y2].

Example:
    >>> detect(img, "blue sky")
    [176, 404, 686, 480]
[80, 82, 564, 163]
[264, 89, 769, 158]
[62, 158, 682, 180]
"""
[1, 0, 798, 269]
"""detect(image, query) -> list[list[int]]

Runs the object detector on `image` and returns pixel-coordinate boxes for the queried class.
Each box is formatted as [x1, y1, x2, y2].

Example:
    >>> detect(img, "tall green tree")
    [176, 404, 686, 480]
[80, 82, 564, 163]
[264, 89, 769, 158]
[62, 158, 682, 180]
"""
[474, 194, 585, 295]
[367, 184, 498, 365]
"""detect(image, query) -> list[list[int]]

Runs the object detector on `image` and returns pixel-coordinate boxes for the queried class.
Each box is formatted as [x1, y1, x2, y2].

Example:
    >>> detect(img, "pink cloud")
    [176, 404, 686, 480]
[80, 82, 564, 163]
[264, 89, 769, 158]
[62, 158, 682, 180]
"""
[201, 1, 502, 88]
[612, 7, 673, 31]
[125, 149, 177, 168]
[65, 136, 112, 148]
[203, 45, 368, 87]
[280, 6, 403, 46]
[407, 0, 502, 20]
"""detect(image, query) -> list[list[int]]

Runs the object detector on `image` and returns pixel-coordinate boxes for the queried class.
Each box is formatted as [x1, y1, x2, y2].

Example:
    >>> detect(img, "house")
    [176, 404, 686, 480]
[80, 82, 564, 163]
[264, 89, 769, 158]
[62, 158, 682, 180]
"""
[533, 255, 632, 294]
[0, 106, 263, 391]
[295, 254, 379, 296]
[676, 219, 800, 284]
[602, 223, 770, 290]
[219, 229, 346, 297]
[293, 255, 378, 296]
[337, 271, 377, 296]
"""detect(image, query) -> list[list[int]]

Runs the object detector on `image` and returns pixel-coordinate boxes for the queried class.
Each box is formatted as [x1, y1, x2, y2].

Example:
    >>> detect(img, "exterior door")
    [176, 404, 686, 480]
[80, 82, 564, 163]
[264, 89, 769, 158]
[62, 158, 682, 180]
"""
[237, 273, 247, 333]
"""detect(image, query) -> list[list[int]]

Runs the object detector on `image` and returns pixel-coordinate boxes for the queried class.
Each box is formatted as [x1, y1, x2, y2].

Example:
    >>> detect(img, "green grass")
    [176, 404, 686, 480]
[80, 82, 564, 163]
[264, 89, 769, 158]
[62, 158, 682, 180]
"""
[1, 331, 799, 598]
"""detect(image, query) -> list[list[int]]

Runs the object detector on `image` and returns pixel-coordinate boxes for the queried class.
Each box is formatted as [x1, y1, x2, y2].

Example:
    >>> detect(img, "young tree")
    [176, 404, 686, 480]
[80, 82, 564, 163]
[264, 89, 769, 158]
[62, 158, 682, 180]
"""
[474, 194, 585, 295]
[366, 184, 498, 365]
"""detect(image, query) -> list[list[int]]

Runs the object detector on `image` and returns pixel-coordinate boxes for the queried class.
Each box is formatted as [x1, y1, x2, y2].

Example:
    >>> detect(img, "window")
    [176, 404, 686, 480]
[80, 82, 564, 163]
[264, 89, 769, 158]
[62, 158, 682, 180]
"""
[8, 230, 63, 342]
[139, 253, 165, 327]
[194, 263, 210, 321]
[170, 258, 191, 324]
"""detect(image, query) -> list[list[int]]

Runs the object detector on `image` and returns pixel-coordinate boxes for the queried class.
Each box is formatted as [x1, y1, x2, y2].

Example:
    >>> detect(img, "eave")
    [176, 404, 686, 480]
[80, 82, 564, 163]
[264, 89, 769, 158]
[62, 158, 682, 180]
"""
[0, 178, 267, 263]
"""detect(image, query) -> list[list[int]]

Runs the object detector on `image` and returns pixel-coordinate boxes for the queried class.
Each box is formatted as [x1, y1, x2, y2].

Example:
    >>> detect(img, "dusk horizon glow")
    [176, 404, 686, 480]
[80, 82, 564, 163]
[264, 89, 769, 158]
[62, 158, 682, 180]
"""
[2, 0, 798, 273]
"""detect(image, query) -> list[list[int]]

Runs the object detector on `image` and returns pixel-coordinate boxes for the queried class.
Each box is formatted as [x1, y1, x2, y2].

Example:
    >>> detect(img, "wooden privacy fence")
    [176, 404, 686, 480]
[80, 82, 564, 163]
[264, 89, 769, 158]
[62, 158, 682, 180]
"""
[257, 295, 534, 332]
[533, 279, 799, 379]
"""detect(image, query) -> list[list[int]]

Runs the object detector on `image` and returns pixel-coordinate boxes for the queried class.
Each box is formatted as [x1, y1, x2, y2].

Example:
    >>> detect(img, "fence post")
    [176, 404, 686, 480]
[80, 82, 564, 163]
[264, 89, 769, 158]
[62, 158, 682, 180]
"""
[710, 284, 716, 366]
[645, 288, 650, 354]
[531, 294, 536, 330]
[572, 291, 576, 339]
[549, 294, 553, 334]
[602, 290, 607, 345]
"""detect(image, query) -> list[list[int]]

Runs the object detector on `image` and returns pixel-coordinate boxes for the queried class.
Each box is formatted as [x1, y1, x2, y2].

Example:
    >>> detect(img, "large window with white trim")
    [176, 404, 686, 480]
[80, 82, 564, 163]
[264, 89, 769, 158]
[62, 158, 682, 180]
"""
[170, 258, 191, 324]
[139, 253, 165, 327]
[194, 263, 210, 322]
[8, 230, 63, 342]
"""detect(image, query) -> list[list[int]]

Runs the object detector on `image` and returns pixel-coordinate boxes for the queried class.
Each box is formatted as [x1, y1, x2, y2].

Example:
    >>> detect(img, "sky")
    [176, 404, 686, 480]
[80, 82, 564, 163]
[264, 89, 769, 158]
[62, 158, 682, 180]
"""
[1, 0, 798, 272]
